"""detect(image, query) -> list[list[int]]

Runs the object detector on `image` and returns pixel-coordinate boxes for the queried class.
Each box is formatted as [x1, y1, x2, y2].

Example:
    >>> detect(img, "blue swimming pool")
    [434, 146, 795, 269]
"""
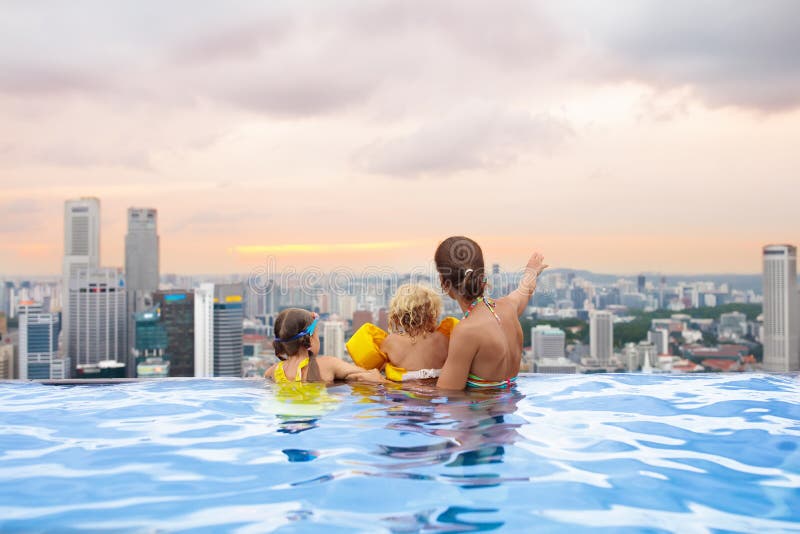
[0, 374, 798, 532]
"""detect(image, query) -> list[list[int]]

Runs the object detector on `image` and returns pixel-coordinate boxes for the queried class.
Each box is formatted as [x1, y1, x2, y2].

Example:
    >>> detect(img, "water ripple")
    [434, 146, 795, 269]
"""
[0, 374, 798, 532]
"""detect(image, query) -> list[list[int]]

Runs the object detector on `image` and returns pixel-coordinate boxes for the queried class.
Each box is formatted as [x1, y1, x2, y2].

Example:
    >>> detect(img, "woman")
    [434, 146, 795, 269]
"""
[434, 236, 547, 389]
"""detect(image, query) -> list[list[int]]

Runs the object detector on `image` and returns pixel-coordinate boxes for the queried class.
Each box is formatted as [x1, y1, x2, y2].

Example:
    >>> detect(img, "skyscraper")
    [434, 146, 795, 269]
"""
[68, 268, 127, 377]
[125, 208, 159, 376]
[194, 283, 215, 378]
[124, 208, 159, 293]
[153, 290, 195, 377]
[213, 284, 244, 377]
[637, 274, 646, 294]
[590, 310, 614, 365]
[62, 198, 100, 361]
[18, 302, 60, 380]
[762, 245, 799, 372]
[193, 283, 243, 377]
[323, 320, 346, 359]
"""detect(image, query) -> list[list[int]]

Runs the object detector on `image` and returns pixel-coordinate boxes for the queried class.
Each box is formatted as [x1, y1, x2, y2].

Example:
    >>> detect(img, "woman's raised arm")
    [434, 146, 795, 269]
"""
[501, 251, 547, 317]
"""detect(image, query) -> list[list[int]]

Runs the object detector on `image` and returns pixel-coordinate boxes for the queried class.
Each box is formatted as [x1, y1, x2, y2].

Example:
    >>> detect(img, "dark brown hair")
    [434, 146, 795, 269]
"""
[272, 308, 322, 382]
[434, 236, 486, 301]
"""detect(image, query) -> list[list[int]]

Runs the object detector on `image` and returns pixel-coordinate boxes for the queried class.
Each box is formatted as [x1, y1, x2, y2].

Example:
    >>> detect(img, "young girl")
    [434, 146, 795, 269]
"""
[434, 236, 547, 390]
[264, 308, 385, 384]
[346, 284, 458, 381]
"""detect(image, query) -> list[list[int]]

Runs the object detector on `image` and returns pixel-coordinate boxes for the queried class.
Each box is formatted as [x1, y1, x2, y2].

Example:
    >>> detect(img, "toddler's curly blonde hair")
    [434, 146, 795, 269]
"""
[388, 284, 442, 338]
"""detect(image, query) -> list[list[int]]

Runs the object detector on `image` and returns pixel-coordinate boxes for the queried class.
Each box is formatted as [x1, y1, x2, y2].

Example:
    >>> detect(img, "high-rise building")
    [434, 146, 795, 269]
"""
[647, 328, 670, 355]
[336, 295, 357, 322]
[67, 268, 127, 377]
[62, 198, 101, 360]
[0, 342, 13, 379]
[570, 287, 587, 310]
[590, 310, 614, 365]
[194, 283, 215, 377]
[124, 208, 159, 293]
[0, 312, 7, 337]
[762, 245, 800, 372]
[213, 284, 244, 377]
[323, 320, 346, 359]
[133, 307, 169, 378]
[532, 325, 566, 359]
[153, 291, 195, 377]
[0, 283, 11, 317]
[125, 208, 160, 374]
[637, 275, 646, 294]
[18, 302, 61, 380]
[193, 283, 244, 377]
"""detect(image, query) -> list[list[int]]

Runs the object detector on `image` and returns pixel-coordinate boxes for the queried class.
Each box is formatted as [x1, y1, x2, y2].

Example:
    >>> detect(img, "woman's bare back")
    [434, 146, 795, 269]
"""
[457, 298, 522, 381]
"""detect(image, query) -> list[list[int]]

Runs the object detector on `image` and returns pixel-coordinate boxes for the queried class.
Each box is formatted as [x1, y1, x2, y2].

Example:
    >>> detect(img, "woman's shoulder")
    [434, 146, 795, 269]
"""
[451, 317, 481, 334]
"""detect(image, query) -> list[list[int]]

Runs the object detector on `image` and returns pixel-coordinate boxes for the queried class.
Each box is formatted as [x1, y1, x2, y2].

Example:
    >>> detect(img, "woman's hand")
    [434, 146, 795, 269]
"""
[525, 251, 548, 278]
[501, 250, 548, 317]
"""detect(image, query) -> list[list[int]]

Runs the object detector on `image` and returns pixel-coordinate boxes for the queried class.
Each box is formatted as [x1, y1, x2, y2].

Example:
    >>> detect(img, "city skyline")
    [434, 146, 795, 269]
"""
[2, 2, 800, 275]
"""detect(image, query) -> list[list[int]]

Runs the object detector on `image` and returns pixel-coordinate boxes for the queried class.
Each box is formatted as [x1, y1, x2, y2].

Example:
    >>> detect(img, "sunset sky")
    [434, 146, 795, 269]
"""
[1, 1, 799, 276]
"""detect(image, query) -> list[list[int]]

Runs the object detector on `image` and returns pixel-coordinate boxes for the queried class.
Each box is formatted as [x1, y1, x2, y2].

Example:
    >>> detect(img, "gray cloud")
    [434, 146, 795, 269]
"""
[1, 0, 798, 116]
[355, 107, 574, 177]
[555, 0, 800, 111]
[173, 18, 292, 65]
[0, 65, 109, 96]
[0, 0, 798, 181]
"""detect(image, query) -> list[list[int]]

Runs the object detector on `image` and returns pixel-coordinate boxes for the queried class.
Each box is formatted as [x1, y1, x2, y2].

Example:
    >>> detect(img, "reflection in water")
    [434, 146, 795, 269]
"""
[382, 505, 504, 533]
[282, 448, 318, 462]
[351, 383, 525, 489]
[263, 381, 340, 435]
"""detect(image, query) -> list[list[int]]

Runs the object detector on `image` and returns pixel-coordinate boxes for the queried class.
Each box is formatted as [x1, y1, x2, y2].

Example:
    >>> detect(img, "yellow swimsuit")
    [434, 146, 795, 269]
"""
[274, 357, 309, 383]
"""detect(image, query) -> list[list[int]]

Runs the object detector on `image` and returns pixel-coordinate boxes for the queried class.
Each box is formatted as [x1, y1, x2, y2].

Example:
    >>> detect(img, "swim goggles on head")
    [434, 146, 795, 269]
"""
[275, 312, 319, 342]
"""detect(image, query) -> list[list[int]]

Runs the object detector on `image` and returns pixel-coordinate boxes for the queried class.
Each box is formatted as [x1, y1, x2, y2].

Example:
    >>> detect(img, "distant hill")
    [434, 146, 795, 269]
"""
[546, 269, 763, 293]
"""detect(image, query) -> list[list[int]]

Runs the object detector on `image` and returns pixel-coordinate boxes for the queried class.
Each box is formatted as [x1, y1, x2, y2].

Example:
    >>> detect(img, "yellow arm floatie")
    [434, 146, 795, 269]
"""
[436, 316, 459, 337]
[346, 323, 389, 370]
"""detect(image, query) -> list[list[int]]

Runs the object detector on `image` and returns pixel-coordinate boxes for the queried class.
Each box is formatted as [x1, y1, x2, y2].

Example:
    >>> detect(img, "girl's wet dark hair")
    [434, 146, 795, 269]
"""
[272, 308, 322, 382]
[434, 236, 486, 301]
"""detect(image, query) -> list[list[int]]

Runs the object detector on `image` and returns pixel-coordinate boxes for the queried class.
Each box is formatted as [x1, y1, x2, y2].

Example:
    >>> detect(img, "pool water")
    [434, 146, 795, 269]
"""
[0, 374, 799, 533]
